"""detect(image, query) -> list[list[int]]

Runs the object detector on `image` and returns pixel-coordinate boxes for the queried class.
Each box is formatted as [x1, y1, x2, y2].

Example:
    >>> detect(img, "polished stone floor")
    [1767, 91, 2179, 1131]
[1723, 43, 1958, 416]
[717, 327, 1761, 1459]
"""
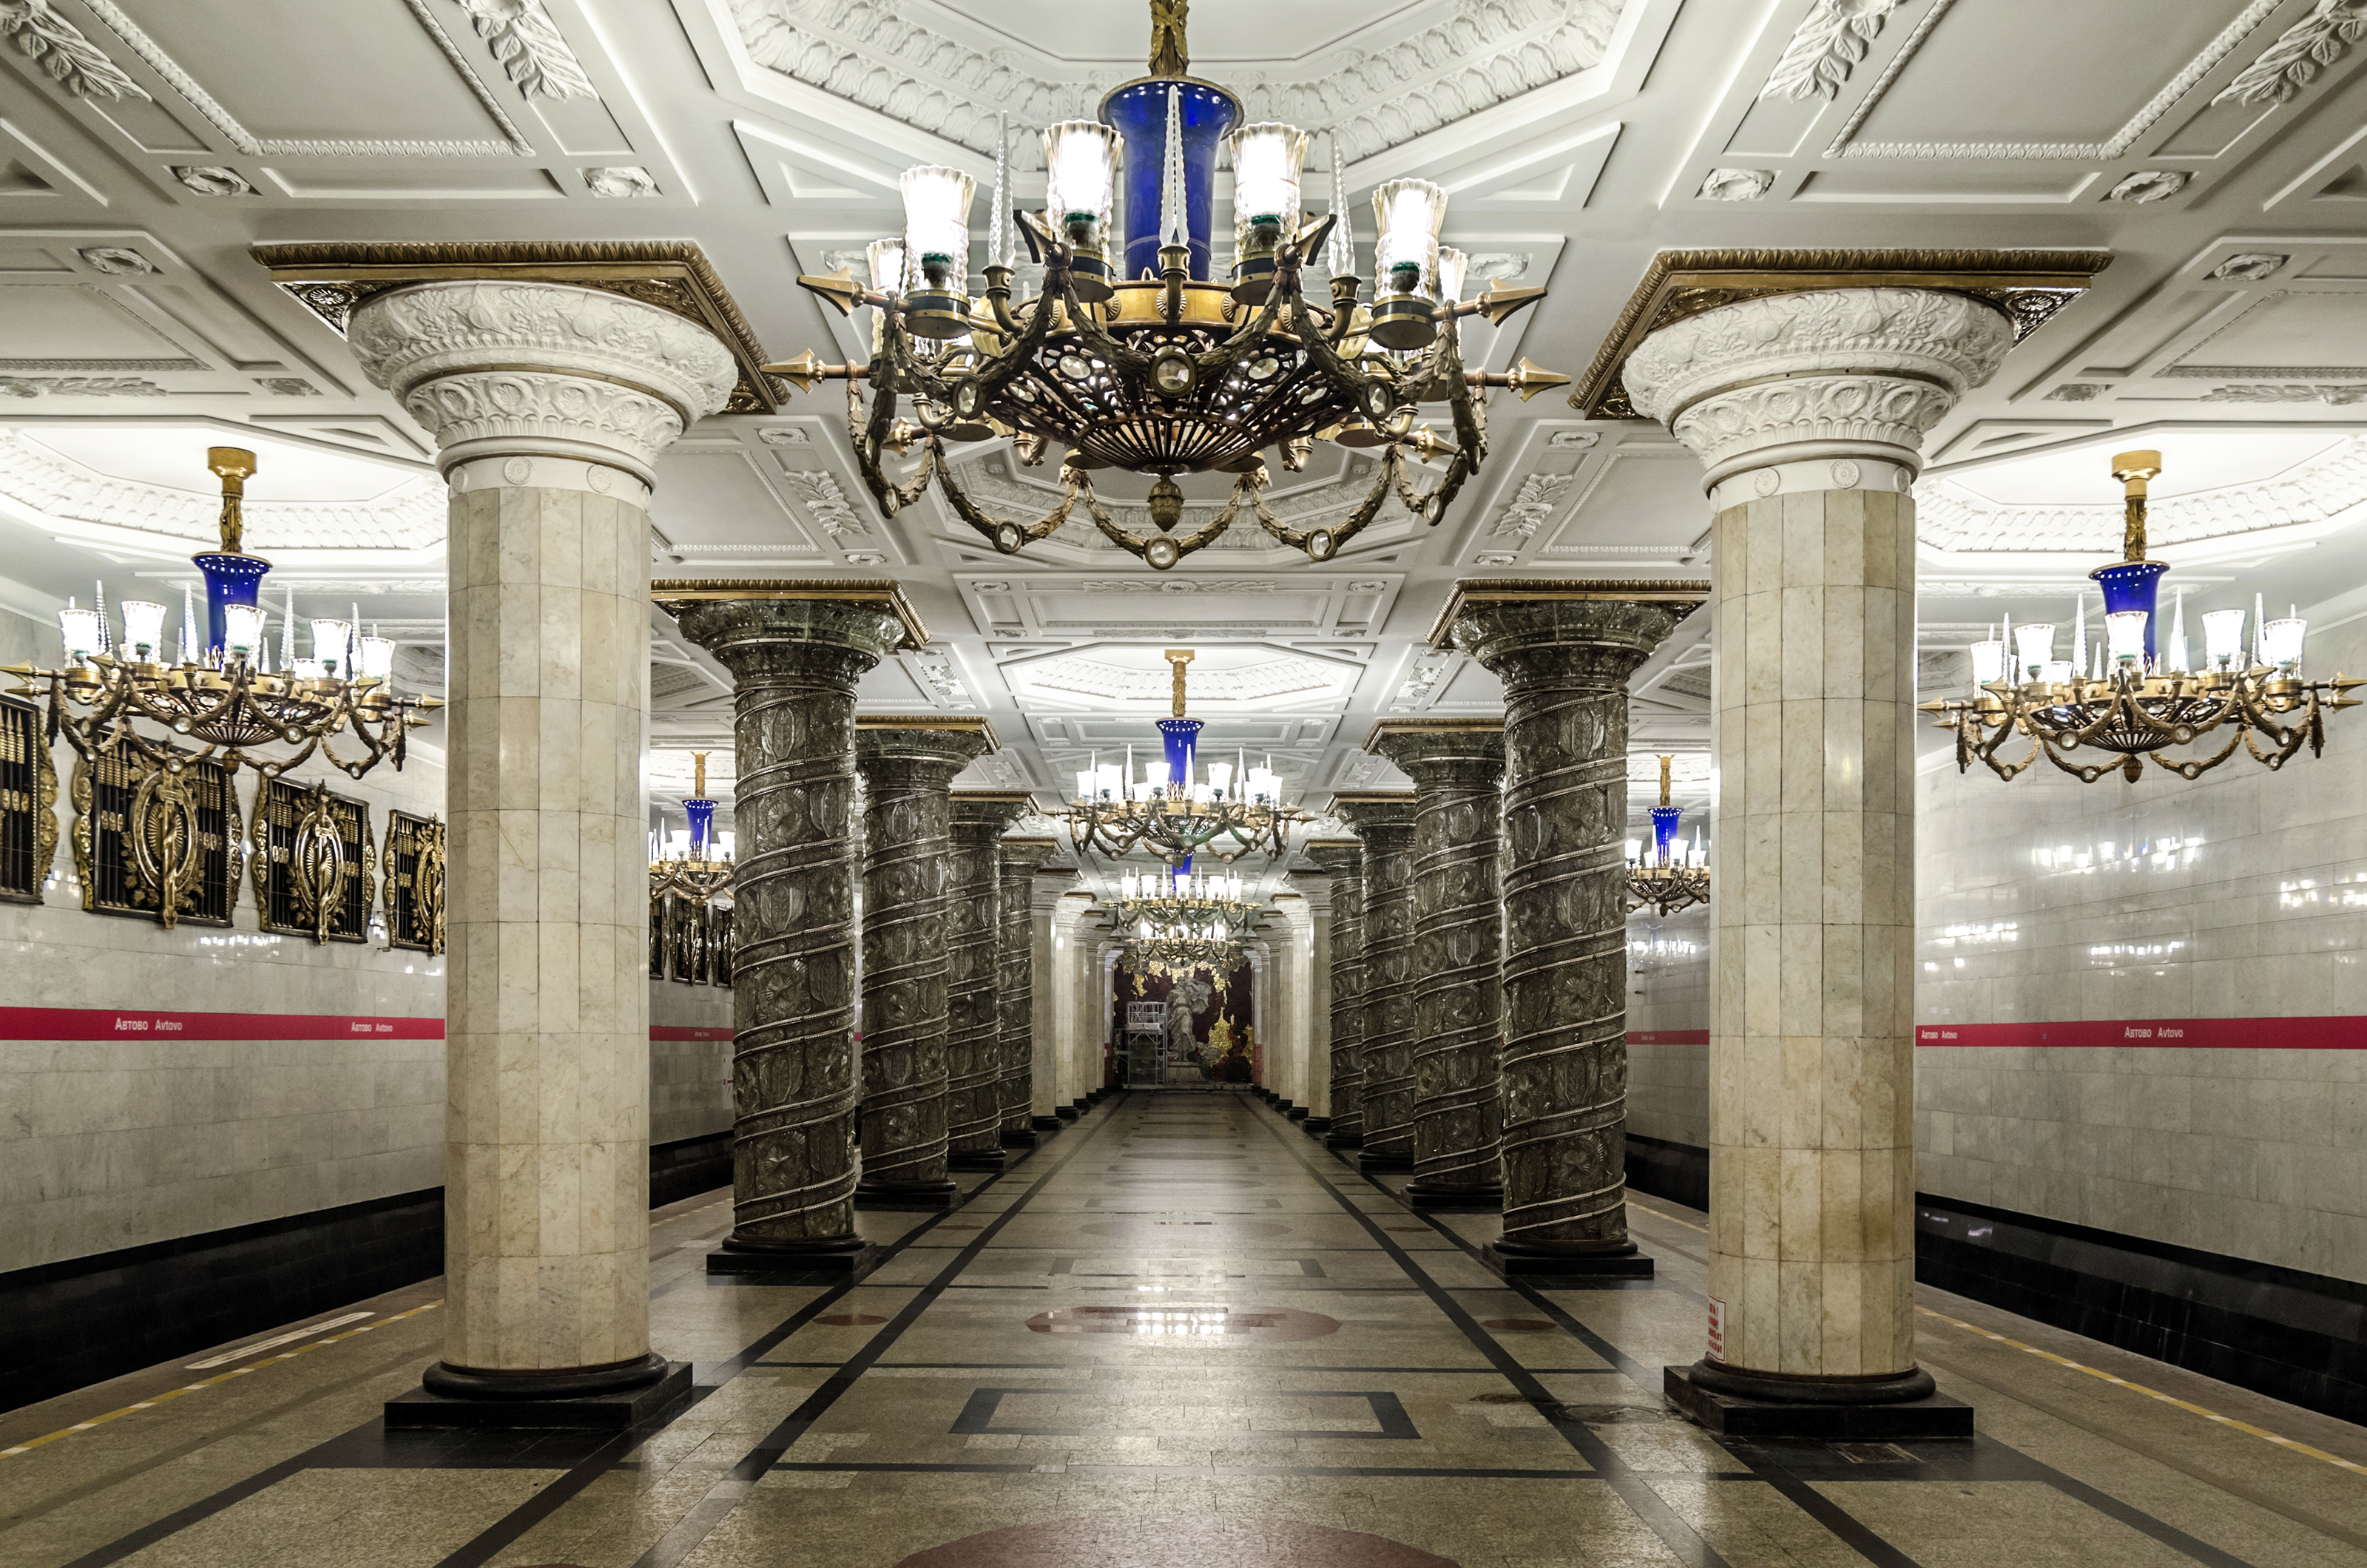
[8, 1091, 2367, 1567]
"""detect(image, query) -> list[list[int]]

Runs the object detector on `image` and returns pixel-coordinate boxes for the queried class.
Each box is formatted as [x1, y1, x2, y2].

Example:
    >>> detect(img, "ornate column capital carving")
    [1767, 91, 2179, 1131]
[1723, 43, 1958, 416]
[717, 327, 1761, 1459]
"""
[1369, 725, 1506, 791]
[671, 599, 908, 688]
[1624, 287, 2012, 490]
[348, 280, 736, 484]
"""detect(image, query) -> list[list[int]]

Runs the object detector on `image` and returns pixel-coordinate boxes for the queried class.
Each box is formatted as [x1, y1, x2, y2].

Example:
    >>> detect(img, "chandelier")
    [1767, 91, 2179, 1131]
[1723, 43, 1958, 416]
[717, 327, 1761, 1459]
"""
[1119, 933, 1246, 981]
[4, 448, 437, 782]
[650, 751, 735, 901]
[1627, 755, 1709, 916]
[1060, 649, 1306, 866]
[1107, 864, 1258, 935]
[1920, 450, 2363, 784]
[766, 1, 1561, 571]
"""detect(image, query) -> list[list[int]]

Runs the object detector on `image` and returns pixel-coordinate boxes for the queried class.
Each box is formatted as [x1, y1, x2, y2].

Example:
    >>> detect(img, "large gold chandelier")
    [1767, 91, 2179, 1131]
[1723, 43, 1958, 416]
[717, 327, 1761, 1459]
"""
[1108, 864, 1259, 936]
[1627, 755, 1709, 916]
[767, 1, 1559, 571]
[650, 751, 734, 901]
[1921, 451, 2362, 784]
[1060, 650, 1307, 866]
[4, 448, 437, 782]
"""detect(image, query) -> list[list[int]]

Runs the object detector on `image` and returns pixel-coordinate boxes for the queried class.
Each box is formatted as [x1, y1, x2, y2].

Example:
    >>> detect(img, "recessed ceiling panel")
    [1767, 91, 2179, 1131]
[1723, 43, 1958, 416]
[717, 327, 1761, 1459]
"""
[657, 451, 824, 555]
[0, 286, 183, 362]
[2172, 292, 2367, 374]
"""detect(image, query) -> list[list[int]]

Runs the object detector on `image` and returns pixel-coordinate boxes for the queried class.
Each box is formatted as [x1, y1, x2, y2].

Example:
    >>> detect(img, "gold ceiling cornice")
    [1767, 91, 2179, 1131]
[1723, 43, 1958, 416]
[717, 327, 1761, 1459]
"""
[650, 578, 929, 649]
[249, 239, 783, 414]
[1363, 716, 1506, 751]
[1425, 578, 1712, 649]
[1569, 248, 2116, 420]
[854, 714, 999, 751]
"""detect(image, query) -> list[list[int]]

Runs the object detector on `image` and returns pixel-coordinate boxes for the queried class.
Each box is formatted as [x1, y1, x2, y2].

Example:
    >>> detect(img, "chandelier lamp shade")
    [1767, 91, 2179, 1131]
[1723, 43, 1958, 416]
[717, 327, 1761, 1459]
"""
[1107, 864, 1261, 939]
[5, 448, 437, 782]
[1626, 755, 1709, 916]
[1059, 649, 1307, 867]
[650, 751, 735, 902]
[763, 1, 1563, 572]
[1920, 450, 2362, 783]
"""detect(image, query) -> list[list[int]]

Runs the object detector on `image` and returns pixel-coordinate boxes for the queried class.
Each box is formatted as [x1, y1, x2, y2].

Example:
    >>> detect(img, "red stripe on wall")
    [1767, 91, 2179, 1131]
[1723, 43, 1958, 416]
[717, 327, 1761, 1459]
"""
[0, 1007, 444, 1041]
[1917, 1017, 2367, 1050]
[1627, 1030, 1709, 1045]
[0, 1007, 742, 1044]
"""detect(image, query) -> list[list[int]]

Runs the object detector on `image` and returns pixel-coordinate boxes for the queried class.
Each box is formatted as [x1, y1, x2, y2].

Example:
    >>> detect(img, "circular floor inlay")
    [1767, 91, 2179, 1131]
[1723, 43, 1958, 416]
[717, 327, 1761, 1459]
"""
[1024, 1304, 1340, 1341]
[1480, 1318, 1556, 1333]
[814, 1313, 887, 1326]
[1078, 1218, 1291, 1239]
[893, 1518, 1457, 1567]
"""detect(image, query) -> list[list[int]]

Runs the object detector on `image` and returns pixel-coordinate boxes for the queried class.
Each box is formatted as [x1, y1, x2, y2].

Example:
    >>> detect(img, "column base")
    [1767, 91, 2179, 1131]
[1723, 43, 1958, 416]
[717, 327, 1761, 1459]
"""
[1325, 1128, 1364, 1149]
[388, 1355, 690, 1430]
[1358, 1149, 1415, 1173]
[1300, 1115, 1332, 1135]
[1056, 1105, 1081, 1121]
[1031, 1115, 1064, 1132]
[949, 1147, 1007, 1172]
[1274, 1098, 1294, 1113]
[1070, 1097, 1091, 1113]
[1405, 1182, 1503, 1212]
[1000, 1128, 1039, 1149]
[855, 1179, 960, 1212]
[1286, 1106, 1311, 1122]
[1664, 1362, 1971, 1439]
[1485, 1238, 1654, 1280]
[706, 1236, 882, 1280]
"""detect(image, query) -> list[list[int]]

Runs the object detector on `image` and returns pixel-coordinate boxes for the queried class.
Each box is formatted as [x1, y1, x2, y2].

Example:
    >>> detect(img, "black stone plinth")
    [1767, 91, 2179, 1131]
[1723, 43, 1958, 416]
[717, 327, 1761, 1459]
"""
[706, 1240, 882, 1280]
[1286, 1106, 1310, 1122]
[949, 1149, 1007, 1172]
[1056, 1105, 1081, 1121]
[1275, 1099, 1294, 1112]
[1485, 1240, 1654, 1279]
[1325, 1130, 1364, 1149]
[387, 1360, 691, 1430]
[1031, 1115, 1063, 1132]
[1000, 1129, 1039, 1149]
[1301, 1115, 1331, 1135]
[855, 1181, 959, 1212]
[1406, 1183, 1503, 1212]
[1664, 1363, 1973, 1439]
[1071, 1097, 1092, 1112]
[1359, 1151, 1415, 1173]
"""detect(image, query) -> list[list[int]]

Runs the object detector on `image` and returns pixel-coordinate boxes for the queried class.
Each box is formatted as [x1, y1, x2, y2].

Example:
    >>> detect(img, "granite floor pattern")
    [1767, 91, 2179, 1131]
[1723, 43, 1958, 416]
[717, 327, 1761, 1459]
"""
[7, 1092, 2367, 1567]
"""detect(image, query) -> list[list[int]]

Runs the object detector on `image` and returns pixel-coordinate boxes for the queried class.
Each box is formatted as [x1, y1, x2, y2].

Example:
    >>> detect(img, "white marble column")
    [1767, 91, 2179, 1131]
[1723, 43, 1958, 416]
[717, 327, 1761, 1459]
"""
[1627, 286, 2009, 1425]
[348, 281, 733, 1410]
[1303, 887, 1334, 1135]
[1051, 892, 1091, 1116]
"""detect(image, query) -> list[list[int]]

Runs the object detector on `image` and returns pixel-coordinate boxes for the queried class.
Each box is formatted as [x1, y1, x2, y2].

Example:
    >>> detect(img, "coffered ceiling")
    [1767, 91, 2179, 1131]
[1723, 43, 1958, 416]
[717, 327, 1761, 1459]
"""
[3, 0, 2366, 879]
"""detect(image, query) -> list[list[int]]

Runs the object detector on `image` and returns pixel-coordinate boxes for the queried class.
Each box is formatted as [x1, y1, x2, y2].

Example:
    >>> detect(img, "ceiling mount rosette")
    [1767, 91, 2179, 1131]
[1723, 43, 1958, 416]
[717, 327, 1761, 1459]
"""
[765, 1, 1559, 572]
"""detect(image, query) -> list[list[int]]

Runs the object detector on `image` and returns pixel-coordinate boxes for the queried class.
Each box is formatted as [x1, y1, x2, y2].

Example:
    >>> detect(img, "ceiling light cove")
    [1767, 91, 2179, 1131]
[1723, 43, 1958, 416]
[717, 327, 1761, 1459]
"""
[1007, 643, 1352, 712]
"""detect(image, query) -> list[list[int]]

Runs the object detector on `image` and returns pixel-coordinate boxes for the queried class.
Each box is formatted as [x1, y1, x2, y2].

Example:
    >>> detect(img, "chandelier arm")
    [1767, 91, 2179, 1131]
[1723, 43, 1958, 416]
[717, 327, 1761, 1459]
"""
[1388, 439, 1474, 527]
[930, 445, 1081, 550]
[1252, 445, 1402, 558]
[958, 255, 1078, 411]
[2033, 731, 2130, 785]
[843, 380, 935, 517]
[2238, 711, 2312, 771]
[2152, 722, 2251, 781]
[1291, 270, 1391, 406]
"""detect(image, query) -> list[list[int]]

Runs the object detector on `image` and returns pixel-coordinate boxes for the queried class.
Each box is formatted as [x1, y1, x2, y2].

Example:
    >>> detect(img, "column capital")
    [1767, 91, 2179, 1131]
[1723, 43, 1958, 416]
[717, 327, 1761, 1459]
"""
[1625, 286, 2012, 493]
[1368, 721, 1505, 789]
[348, 280, 736, 486]
[999, 837, 1061, 871]
[1447, 593, 1704, 694]
[669, 597, 911, 688]
[1301, 839, 1363, 878]
[854, 724, 994, 777]
[1329, 794, 1417, 845]
[950, 793, 1033, 838]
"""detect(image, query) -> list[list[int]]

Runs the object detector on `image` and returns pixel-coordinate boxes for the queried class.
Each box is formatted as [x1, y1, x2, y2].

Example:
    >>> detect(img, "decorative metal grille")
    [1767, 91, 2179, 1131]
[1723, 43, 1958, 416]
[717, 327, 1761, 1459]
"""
[254, 778, 373, 944]
[73, 745, 240, 928]
[0, 696, 58, 902]
[382, 810, 445, 955]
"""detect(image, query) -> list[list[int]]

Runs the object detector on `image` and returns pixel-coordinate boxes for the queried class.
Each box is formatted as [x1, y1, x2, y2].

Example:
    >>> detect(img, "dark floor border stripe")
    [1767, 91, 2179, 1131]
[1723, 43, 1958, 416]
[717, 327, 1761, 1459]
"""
[619, 1098, 1129, 1568]
[1234, 1101, 1736, 1568]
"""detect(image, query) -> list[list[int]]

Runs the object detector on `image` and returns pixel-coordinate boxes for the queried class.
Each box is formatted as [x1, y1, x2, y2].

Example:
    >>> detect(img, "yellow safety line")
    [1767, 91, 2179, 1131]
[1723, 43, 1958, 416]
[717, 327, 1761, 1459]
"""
[0, 1300, 442, 1461]
[1624, 1199, 2367, 1481]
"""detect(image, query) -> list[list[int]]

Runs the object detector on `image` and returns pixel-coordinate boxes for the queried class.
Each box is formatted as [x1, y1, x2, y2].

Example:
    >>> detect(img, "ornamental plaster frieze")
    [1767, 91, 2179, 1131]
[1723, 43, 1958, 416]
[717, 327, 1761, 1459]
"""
[1915, 436, 2367, 555]
[728, 0, 1621, 165]
[0, 430, 444, 551]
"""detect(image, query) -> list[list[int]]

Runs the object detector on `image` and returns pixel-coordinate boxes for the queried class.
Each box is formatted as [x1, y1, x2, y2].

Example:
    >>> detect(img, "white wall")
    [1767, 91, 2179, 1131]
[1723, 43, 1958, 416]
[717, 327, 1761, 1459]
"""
[1625, 902, 1710, 1149]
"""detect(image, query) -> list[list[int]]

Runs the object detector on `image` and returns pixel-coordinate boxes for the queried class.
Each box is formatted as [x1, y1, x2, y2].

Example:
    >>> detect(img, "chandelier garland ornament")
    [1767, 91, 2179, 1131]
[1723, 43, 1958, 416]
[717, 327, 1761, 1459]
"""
[649, 751, 735, 901]
[765, 0, 1561, 572]
[4, 448, 438, 783]
[1107, 864, 1260, 936]
[1118, 933, 1246, 982]
[1060, 649, 1308, 866]
[1626, 754, 1709, 916]
[1920, 450, 2361, 784]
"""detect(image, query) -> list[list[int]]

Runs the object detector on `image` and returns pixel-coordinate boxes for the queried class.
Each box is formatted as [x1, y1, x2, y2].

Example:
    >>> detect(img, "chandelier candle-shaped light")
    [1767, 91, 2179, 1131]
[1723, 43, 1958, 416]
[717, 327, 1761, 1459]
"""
[763, 0, 1563, 572]
[4, 448, 437, 781]
[650, 751, 735, 901]
[1061, 648, 1306, 866]
[1921, 450, 2362, 783]
[1625, 755, 1710, 916]
[1107, 863, 1260, 936]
